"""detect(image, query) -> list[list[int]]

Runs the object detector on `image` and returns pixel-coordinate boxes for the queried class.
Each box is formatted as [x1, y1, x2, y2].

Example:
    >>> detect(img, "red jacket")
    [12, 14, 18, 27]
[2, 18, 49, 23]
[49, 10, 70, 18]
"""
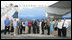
[28, 21, 32, 27]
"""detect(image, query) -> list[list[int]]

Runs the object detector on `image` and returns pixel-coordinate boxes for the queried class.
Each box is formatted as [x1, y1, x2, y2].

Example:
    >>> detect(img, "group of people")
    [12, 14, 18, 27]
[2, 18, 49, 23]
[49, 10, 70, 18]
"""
[4, 17, 69, 37]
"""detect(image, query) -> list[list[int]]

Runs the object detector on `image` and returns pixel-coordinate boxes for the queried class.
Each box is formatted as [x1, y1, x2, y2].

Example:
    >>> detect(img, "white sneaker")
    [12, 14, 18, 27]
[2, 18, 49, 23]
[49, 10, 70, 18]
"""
[14, 34, 16, 36]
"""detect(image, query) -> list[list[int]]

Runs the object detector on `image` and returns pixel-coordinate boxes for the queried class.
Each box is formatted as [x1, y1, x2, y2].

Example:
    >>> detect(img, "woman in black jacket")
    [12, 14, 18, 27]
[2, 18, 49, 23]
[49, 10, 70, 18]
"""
[41, 19, 45, 34]
[32, 19, 37, 34]
[10, 19, 14, 35]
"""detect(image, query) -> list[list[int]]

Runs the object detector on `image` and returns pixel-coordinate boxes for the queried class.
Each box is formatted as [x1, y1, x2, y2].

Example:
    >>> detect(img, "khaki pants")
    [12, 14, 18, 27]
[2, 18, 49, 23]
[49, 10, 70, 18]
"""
[25, 26, 28, 33]
[39, 26, 42, 34]
[14, 28, 17, 35]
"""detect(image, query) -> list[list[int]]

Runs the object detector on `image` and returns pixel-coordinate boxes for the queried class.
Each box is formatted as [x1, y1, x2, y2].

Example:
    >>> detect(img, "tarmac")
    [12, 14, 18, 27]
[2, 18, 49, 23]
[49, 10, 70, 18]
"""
[1, 26, 71, 39]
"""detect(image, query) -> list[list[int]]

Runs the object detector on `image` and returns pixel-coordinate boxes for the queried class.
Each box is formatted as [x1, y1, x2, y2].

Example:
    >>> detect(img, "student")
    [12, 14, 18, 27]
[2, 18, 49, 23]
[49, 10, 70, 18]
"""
[4, 17, 10, 35]
[22, 19, 25, 34]
[10, 19, 14, 35]
[39, 20, 42, 34]
[28, 19, 32, 34]
[17, 20, 21, 34]
[20, 18, 22, 34]
[62, 18, 68, 37]
[41, 19, 45, 34]
[50, 20, 54, 35]
[36, 19, 40, 34]
[47, 18, 50, 35]
[13, 19, 17, 36]
[32, 19, 36, 34]
[53, 20, 58, 36]
[25, 19, 28, 34]
[57, 19, 63, 37]
[44, 19, 47, 30]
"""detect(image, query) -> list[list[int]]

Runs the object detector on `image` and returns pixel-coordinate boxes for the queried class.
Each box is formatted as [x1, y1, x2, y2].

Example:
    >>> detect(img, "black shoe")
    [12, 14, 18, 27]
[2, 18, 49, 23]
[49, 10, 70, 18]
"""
[37, 33, 39, 34]
[41, 33, 44, 34]
[28, 33, 30, 34]
[47, 33, 50, 35]
[4, 32, 6, 35]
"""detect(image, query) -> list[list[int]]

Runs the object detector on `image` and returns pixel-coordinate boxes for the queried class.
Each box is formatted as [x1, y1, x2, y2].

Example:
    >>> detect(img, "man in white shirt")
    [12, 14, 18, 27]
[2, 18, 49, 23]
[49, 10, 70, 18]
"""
[57, 19, 63, 37]
[13, 19, 17, 35]
[39, 20, 42, 34]
[22, 19, 25, 33]
[62, 18, 68, 37]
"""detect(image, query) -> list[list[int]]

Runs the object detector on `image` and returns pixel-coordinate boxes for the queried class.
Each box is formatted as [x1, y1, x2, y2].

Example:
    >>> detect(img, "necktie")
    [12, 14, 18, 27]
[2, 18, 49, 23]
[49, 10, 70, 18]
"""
[62, 21, 65, 27]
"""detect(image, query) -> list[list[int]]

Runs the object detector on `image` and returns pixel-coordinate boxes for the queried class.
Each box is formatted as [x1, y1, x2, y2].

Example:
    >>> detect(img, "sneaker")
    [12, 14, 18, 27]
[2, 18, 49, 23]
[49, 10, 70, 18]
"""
[14, 34, 16, 36]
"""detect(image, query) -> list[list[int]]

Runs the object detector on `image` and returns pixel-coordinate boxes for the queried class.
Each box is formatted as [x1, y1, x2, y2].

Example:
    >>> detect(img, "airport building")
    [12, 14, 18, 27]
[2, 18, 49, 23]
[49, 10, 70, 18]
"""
[1, 1, 71, 39]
